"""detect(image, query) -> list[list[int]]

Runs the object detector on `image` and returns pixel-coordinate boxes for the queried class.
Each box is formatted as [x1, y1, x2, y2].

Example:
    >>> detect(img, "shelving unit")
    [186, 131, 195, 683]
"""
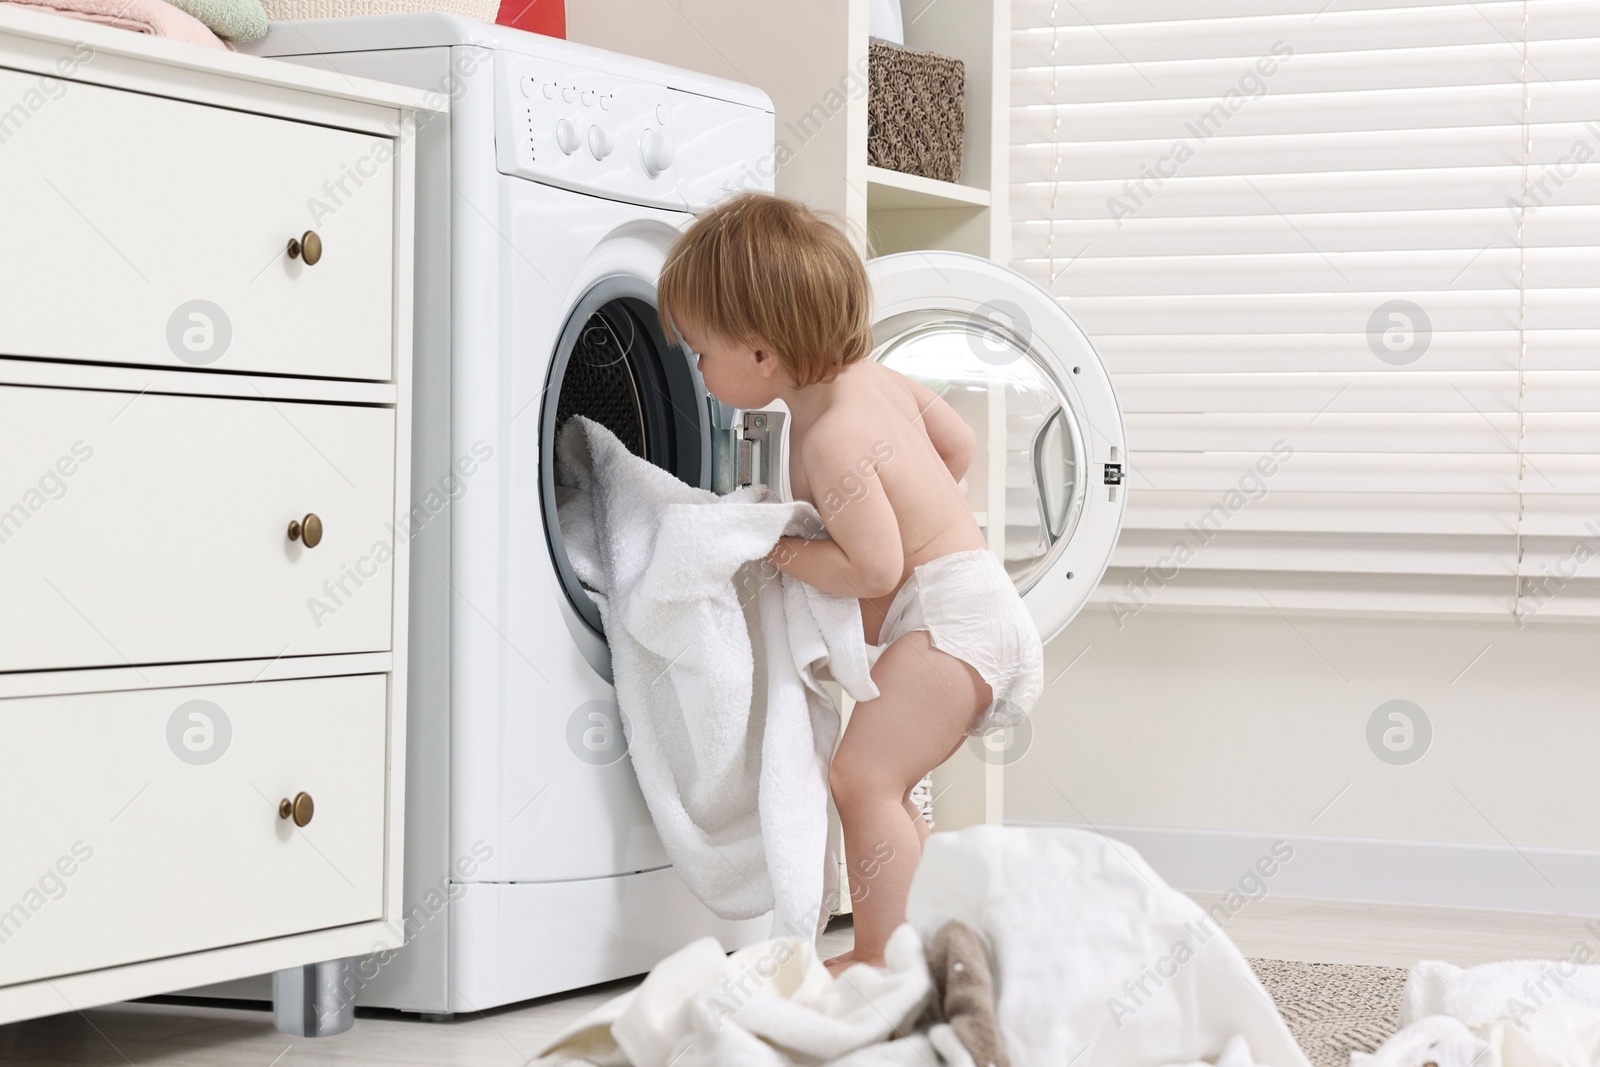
[866, 166, 992, 210]
[568, 0, 1009, 262]
[566, 0, 1012, 850]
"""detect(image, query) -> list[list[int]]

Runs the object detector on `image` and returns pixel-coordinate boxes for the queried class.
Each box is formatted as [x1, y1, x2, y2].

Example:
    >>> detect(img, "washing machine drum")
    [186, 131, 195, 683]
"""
[554, 304, 652, 459]
[540, 277, 709, 638]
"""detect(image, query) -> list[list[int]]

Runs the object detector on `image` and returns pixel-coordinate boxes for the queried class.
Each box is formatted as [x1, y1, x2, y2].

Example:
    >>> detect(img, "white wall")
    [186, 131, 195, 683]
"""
[1010, 606, 1600, 909]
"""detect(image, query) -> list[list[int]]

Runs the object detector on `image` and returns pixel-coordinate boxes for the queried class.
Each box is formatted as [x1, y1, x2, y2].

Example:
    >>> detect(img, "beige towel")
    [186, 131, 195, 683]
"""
[927, 920, 1009, 1067]
[0, 0, 228, 48]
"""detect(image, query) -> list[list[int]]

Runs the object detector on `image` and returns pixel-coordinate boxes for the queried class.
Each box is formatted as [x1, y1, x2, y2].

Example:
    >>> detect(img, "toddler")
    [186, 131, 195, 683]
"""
[658, 193, 1043, 975]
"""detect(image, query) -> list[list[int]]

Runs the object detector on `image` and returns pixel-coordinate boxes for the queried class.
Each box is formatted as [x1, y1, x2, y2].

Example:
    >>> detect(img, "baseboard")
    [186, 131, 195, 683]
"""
[1009, 821, 1600, 916]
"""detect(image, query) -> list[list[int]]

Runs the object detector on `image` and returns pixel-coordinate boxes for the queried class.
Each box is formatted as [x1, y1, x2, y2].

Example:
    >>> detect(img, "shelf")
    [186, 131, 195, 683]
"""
[866, 166, 992, 210]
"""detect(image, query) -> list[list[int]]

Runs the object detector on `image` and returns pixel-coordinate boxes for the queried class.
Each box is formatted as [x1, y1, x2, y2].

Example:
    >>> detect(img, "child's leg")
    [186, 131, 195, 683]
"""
[902, 794, 931, 849]
[828, 630, 989, 971]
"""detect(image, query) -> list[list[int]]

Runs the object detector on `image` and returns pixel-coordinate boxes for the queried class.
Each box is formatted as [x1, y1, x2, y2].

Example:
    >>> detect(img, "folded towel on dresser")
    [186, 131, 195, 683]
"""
[556, 416, 880, 942]
[0, 0, 228, 48]
[161, 0, 265, 42]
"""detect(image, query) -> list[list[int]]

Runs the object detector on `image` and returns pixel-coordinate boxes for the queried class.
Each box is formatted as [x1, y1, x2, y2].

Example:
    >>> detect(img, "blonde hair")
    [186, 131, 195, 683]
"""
[658, 192, 872, 388]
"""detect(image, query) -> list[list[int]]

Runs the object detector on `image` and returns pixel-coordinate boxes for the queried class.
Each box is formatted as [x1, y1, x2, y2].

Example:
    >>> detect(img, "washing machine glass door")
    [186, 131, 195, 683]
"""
[866, 251, 1128, 642]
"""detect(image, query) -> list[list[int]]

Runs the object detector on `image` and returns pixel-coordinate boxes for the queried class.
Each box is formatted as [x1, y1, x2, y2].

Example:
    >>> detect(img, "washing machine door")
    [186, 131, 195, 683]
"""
[866, 251, 1128, 642]
[541, 275, 712, 662]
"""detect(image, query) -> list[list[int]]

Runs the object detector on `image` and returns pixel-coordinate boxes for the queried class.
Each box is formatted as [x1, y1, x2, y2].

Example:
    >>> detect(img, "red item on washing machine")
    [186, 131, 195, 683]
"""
[496, 0, 562, 36]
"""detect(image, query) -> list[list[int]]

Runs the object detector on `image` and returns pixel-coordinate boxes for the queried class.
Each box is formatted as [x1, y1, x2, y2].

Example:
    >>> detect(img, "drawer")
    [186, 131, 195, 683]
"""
[0, 385, 394, 673]
[0, 66, 394, 381]
[0, 675, 387, 989]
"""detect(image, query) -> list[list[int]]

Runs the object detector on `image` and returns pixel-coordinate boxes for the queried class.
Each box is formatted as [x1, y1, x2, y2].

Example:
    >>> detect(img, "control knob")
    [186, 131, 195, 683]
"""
[640, 127, 675, 177]
[555, 118, 580, 155]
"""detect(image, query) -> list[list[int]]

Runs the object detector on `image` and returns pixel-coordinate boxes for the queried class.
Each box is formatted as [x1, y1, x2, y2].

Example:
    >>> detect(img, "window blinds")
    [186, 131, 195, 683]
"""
[1011, 0, 1600, 624]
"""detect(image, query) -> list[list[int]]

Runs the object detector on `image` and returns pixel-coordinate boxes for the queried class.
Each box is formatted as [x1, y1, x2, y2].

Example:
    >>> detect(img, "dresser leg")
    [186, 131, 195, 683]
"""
[272, 958, 357, 1037]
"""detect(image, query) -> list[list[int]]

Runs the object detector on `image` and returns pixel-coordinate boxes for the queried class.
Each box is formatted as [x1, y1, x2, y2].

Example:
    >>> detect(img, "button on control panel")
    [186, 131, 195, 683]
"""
[639, 127, 674, 177]
[500, 54, 682, 210]
[555, 118, 580, 155]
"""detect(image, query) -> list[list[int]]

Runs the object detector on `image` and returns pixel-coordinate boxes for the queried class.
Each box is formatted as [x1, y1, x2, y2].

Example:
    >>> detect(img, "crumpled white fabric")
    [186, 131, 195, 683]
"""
[556, 417, 880, 941]
[535, 825, 1312, 1067]
[1357, 956, 1600, 1067]
[906, 826, 1313, 1067]
[1160, 1034, 1276, 1067]
[532, 923, 973, 1067]
[1355, 1003, 1600, 1067]
[1403, 958, 1600, 1027]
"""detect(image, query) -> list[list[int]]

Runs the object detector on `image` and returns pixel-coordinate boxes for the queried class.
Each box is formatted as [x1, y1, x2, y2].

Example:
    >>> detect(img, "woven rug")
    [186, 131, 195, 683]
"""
[1249, 959, 1410, 1067]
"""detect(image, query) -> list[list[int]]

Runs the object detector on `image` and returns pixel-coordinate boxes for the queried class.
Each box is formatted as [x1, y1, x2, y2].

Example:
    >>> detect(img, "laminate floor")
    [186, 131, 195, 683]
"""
[0, 925, 855, 1066]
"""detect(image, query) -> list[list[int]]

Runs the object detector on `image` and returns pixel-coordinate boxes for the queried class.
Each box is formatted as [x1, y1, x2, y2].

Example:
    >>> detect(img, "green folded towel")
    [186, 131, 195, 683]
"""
[163, 0, 268, 41]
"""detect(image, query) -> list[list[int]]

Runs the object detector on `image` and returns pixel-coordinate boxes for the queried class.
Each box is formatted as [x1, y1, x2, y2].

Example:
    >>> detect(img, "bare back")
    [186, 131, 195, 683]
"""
[786, 361, 986, 635]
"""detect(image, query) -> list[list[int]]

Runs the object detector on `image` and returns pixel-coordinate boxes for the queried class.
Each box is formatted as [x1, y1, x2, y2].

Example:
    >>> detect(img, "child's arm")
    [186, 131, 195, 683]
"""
[905, 377, 976, 482]
[769, 435, 903, 599]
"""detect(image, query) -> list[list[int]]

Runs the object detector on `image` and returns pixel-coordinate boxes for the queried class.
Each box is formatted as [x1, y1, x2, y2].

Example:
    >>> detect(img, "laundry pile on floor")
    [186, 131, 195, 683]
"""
[534, 824, 1315, 1067]
[533, 922, 984, 1067]
[1, 0, 266, 50]
[557, 416, 882, 942]
[1358, 957, 1600, 1067]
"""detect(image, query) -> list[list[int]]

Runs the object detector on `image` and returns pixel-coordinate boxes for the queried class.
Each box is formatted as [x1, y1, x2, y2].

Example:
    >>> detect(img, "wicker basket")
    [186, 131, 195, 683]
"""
[262, 0, 497, 23]
[867, 37, 964, 184]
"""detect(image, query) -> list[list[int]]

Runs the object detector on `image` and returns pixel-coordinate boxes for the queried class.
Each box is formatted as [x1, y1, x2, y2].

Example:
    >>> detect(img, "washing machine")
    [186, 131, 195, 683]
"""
[244, 15, 1128, 1016]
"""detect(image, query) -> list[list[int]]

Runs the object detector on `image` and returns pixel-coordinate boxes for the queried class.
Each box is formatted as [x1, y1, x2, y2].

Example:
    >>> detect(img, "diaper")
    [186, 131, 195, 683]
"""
[872, 548, 1044, 736]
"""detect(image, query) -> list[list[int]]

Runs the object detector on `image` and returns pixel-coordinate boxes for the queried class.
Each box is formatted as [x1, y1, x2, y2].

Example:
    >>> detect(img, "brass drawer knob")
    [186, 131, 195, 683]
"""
[287, 513, 323, 548]
[287, 230, 323, 266]
[278, 791, 315, 827]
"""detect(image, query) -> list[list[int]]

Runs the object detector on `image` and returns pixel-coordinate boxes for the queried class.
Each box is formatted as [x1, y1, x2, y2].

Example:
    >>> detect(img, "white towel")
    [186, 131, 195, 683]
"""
[556, 417, 880, 941]
[1350, 1015, 1494, 1067]
[906, 826, 1313, 1067]
[534, 825, 1311, 1067]
[1403, 958, 1600, 1027]
[1354, 946, 1600, 1067]
[1355, 1003, 1600, 1067]
[532, 924, 965, 1067]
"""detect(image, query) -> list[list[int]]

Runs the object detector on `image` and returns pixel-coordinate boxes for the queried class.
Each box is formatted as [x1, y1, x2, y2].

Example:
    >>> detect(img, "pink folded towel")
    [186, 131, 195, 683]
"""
[0, 0, 228, 49]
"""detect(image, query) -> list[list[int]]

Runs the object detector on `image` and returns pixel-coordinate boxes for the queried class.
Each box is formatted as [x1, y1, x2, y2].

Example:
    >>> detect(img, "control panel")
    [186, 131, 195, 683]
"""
[494, 52, 682, 211]
[494, 51, 775, 212]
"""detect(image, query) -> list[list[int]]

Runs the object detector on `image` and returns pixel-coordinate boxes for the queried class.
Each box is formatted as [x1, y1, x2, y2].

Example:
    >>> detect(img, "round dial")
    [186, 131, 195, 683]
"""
[555, 118, 580, 155]
[640, 127, 675, 177]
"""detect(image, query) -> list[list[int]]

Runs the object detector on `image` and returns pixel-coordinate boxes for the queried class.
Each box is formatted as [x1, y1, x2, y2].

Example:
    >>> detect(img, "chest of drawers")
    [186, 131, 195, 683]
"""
[0, 7, 434, 1026]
